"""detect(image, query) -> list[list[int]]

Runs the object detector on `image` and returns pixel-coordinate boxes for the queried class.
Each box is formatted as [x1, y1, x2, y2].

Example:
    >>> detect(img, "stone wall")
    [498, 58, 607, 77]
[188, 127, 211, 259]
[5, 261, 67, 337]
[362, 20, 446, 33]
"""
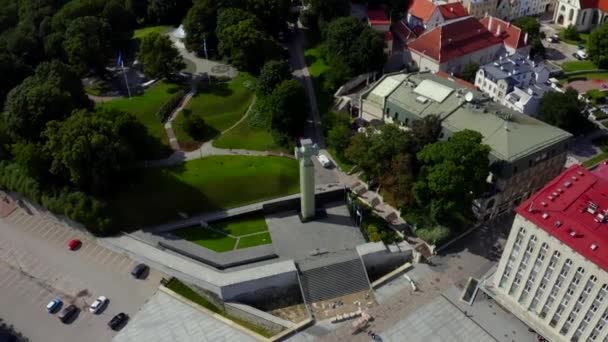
[188, 282, 226, 311]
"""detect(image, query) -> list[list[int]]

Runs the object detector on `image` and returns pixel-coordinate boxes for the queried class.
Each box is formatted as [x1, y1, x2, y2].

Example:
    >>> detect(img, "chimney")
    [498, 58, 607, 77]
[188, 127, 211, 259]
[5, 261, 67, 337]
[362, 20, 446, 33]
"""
[489, 16, 493, 32]
[496, 24, 501, 36]
[450, 6, 454, 12]
[524, 32, 528, 45]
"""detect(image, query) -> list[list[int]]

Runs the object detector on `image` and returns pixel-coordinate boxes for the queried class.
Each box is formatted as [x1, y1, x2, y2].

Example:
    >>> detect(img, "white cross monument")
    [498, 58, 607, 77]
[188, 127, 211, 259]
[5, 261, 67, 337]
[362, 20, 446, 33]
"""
[295, 139, 319, 221]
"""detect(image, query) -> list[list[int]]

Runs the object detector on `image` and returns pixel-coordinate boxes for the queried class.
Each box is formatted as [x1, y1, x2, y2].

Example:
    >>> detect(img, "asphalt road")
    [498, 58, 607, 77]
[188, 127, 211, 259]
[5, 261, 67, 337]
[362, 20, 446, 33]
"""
[0, 208, 165, 342]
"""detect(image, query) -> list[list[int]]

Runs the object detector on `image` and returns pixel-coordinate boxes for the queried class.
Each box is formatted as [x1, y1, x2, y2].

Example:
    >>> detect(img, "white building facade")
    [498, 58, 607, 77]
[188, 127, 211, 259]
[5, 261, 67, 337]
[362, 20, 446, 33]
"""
[553, 0, 608, 31]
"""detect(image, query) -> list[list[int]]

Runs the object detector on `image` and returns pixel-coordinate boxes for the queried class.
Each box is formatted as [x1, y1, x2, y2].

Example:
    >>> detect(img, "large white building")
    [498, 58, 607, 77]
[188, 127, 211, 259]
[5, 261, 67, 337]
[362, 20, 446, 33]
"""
[475, 53, 553, 116]
[483, 163, 608, 342]
[553, 0, 608, 31]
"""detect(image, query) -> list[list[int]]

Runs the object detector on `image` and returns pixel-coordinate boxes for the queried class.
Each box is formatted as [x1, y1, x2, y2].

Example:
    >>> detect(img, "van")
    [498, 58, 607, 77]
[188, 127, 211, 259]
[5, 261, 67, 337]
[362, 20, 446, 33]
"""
[58, 305, 78, 323]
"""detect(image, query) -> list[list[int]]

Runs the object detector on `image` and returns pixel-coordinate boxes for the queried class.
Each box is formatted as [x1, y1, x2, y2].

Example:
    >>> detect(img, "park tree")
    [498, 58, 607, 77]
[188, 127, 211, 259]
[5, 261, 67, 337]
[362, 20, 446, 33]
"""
[4, 21, 43, 65]
[43, 108, 140, 192]
[257, 60, 291, 95]
[137, 32, 185, 79]
[126, 0, 149, 22]
[102, 0, 136, 50]
[305, 0, 350, 23]
[63, 16, 112, 75]
[268, 80, 309, 143]
[325, 17, 386, 75]
[217, 18, 280, 72]
[530, 37, 546, 58]
[538, 88, 591, 135]
[3, 61, 91, 141]
[11, 142, 49, 179]
[182, 113, 207, 140]
[216, 7, 262, 37]
[327, 121, 351, 158]
[588, 23, 608, 67]
[0, 52, 31, 107]
[183, 0, 217, 52]
[512, 16, 540, 37]
[147, 0, 192, 24]
[0, 0, 18, 31]
[408, 115, 442, 154]
[220, 0, 290, 33]
[563, 25, 579, 41]
[413, 130, 490, 222]
[381, 153, 415, 209]
[460, 63, 479, 83]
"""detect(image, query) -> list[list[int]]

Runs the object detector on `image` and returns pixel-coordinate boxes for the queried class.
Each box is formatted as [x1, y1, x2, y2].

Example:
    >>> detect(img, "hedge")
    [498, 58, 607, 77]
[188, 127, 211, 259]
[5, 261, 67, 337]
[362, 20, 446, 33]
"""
[157, 89, 187, 122]
[0, 161, 112, 236]
[415, 226, 452, 245]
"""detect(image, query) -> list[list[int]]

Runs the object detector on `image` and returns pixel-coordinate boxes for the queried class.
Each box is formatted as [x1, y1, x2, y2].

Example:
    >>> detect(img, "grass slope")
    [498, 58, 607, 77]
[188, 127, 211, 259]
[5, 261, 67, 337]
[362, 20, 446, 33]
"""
[212, 119, 287, 152]
[173, 226, 237, 252]
[173, 73, 255, 147]
[212, 214, 269, 236]
[561, 60, 597, 72]
[133, 25, 171, 39]
[237, 232, 272, 249]
[97, 81, 183, 158]
[107, 156, 299, 227]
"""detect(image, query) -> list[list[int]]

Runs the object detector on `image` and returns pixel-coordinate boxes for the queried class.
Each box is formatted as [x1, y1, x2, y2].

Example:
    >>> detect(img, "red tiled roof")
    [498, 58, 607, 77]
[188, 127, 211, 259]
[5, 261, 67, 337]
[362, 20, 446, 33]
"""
[368, 8, 391, 25]
[408, 0, 437, 22]
[516, 164, 608, 273]
[435, 71, 476, 89]
[580, 0, 598, 9]
[437, 3, 469, 20]
[385, 31, 394, 41]
[479, 16, 527, 49]
[407, 17, 502, 63]
[394, 20, 418, 41]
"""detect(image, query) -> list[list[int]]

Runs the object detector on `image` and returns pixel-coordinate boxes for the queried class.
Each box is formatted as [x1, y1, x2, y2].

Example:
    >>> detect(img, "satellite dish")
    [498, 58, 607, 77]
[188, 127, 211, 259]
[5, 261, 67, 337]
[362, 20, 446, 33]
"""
[464, 92, 474, 102]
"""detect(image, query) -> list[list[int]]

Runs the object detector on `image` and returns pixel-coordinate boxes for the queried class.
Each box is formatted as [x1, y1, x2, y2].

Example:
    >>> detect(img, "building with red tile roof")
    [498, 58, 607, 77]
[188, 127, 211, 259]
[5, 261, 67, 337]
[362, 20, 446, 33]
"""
[479, 16, 528, 53]
[553, 0, 608, 31]
[406, 0, 469, 32]
[486, 163, 608, 342]
[405, 16, 529, 75]
[367, 8, 391, 32]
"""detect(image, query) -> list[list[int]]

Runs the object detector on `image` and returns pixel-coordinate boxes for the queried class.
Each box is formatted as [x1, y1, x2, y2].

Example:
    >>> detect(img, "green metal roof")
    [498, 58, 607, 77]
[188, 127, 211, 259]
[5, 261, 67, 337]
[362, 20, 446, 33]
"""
[383, 72, 572, 163]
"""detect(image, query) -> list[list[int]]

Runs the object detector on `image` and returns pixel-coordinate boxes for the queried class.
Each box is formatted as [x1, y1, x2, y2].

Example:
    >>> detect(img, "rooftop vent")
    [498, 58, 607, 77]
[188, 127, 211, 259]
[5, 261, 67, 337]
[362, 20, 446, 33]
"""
[570, 230, 577, 237]
[572, 176, 578, 181]
[564, 181, 572, 188]
[588, 201, 599, 215]
[548, 195, 554, 201]
[578, 171, 584, 176]
[542, 212, 550, 219]
[552, 192, 559, 197]
[416, 96, 429, 104]
[557, 188, 564, 193]
[554, 220, 562, 227]
[541, 201, 547, 207]
[591, 244, 598, 251]
[596, 212, 608, 223]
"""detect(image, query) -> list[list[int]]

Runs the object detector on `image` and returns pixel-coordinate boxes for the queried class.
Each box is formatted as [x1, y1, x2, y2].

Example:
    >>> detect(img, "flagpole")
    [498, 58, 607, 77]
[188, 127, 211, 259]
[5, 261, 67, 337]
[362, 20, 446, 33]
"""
[203, 38, 211, 84]
[122, 65, 132, 99]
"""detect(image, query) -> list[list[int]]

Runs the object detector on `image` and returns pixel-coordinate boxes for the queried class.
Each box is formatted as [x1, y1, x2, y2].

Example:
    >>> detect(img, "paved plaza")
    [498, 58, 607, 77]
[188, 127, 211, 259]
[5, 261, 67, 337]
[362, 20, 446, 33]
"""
[266, 202, 366, 261]
[113, 291, 257, 342]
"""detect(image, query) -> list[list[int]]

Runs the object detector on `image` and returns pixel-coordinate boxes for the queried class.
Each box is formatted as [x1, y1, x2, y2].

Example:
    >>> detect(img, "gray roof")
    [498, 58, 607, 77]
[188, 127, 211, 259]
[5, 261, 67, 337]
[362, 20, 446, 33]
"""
[376, 72, 572, 163]
[480, 53, 545, 84]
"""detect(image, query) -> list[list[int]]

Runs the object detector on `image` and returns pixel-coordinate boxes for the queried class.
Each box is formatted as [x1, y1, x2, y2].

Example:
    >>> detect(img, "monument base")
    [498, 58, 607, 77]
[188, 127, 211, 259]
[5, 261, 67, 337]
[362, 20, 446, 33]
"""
[298, 207, 328, 223]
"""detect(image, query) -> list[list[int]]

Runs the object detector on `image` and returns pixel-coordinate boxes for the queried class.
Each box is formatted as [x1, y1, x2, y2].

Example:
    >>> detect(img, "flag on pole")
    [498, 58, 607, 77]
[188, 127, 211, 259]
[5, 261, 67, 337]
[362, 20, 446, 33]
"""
[203, 39, 208, 60]
[117, 53, 124, 68]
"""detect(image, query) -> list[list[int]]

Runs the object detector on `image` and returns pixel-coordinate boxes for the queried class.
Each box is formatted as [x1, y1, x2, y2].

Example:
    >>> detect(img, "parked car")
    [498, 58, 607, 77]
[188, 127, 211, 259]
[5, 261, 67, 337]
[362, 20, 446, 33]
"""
[108, 312, 129, 330]
[67, 239, 81, 250]
[573, 50, 588, 60]
[131, 263, 149, 279]
[46, 296, 62, 313]
[58, 305, 79, 323]
[89, 296, 108, 314]
[317, 154, 332, 168]
[546, 34, 559, 43]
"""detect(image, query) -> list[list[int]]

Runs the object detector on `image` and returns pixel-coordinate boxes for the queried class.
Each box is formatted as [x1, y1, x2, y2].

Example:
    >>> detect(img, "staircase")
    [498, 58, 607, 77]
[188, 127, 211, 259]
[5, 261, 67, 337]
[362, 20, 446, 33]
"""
[299, 250, 371, 303]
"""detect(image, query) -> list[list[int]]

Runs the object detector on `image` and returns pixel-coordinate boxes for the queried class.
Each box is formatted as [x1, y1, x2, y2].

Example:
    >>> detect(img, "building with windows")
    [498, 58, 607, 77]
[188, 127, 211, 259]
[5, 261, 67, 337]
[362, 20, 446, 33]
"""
[406, 0, 469, 32]
[484, 163, 608, 341]
[475, 53, 553, 116]
[358, 71, 572, 220]
[553, 0, 608, 31]
[461, 0, 499, 18]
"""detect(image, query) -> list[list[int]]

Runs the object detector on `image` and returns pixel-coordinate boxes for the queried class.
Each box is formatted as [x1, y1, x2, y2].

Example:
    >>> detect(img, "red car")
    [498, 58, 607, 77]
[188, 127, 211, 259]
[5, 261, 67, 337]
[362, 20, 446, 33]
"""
[68, 239, 81, 250]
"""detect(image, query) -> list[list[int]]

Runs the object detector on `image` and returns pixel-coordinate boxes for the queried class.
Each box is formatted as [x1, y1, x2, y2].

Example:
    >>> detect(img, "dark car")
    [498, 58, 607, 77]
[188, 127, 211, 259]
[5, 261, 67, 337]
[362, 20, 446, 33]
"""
[58, 305, 79, 323]
[108, 312, 129, 330]
[131, 263, 149, 279]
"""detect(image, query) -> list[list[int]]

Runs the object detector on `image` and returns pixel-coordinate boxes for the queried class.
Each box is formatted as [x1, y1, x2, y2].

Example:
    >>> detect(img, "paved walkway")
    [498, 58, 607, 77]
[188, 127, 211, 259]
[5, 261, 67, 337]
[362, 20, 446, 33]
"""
[164, 90, 196, 151]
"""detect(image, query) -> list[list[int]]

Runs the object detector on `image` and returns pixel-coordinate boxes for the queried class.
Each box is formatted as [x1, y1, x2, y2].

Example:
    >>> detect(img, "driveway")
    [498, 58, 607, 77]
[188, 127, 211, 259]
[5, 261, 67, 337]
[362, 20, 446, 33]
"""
[541, 22, 580, 63]
[0, 206, 165, 342]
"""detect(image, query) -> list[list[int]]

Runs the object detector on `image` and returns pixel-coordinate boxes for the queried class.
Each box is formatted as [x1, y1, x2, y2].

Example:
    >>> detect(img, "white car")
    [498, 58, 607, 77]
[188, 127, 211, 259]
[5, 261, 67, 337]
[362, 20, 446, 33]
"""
[317, 154, 332, 168]
[89, 296, 108, 314]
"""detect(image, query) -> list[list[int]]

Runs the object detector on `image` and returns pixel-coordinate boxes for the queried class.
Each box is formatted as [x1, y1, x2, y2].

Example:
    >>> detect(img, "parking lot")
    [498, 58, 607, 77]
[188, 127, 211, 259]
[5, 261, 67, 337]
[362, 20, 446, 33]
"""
[0, 206, 166, 342]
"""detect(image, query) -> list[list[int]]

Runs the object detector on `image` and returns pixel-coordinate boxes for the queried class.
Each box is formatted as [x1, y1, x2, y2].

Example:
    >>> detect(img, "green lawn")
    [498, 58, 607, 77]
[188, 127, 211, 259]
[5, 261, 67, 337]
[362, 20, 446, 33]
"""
[305, 44, 330, 78]
[173, 226, 237, 252]
[237, 232, 272, 249]
[559, 31, 589, 46]
[133, 25, 171, 39]
[583, 152, 608, 168]
[561, 60, 597, 72]
[173, 73, 255, 147]
[212, 119, 287, 152]
[97, 81, 183, 158]
[165, 278, 275, 337]
[212, 214, 269, 236]
[107, 155, 299, 227]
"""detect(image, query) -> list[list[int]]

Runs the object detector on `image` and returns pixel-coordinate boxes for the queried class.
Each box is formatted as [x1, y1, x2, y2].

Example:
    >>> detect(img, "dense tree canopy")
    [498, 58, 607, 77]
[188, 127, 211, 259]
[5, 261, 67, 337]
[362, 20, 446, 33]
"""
[305, 0, 350, 23]
[414, 130, 490, 222]
[183, 0, 217, 52]
[538, 88, 592, 135]
[63, 16, 112, 75]
[460, 63, 479, 83]
[0, 52, 31, 108]
[588, 23, 608, 67]
[512, 16, 540, 37]
[217, 18, 280, 72]
[216, 7, 261, 37]
[268, 79, 308, 137]
[137, 32, 185, 79]
[3, 61, 91, 141]
[257, 60, 291, 95]
[147, 0, 192, 24]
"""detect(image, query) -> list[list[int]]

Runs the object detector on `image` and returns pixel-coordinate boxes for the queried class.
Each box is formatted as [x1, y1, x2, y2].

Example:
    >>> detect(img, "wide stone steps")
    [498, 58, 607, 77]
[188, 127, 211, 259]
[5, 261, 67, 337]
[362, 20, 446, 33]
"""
[299, 256, 370, 303]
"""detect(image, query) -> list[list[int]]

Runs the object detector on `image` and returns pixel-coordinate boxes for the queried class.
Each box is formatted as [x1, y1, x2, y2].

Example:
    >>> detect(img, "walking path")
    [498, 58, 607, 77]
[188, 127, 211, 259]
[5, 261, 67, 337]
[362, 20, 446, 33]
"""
[164, 90, 196, 151]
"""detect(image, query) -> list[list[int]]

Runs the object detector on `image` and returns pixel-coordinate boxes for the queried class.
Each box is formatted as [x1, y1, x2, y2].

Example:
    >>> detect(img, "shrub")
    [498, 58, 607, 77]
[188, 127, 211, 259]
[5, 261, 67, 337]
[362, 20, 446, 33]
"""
[157, 89, 187, 122]
[182, 113, 207, 140]
[416, 226, 452, 245]
[0, 161, 113, 236]
[563, 25, 580, 41]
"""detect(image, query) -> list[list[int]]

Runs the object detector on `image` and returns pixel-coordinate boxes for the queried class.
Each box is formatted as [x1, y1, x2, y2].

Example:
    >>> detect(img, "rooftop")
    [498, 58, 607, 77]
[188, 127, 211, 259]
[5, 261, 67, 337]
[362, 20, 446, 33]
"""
[376, 72, 572, 162]
[437, 2, 469, 20]
[368, 8, 391, 25]
[479, 16, 527, 50]
[517, 163, 608, 273]
[480, 53, 539, 83]
[407, 17, 503, 63]
[579, 0, 608, 11]
[408, 0, 438, 21]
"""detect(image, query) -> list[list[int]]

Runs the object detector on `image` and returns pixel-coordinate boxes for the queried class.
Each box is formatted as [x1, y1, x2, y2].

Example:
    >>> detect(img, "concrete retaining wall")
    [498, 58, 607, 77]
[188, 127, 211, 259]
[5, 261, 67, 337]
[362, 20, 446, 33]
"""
[225, 302, 293, 335]
[261, 187, 345, 214]
[221, 270, 300, 303]
[188, 282, 226, 311]
[357, 241, 413, 281]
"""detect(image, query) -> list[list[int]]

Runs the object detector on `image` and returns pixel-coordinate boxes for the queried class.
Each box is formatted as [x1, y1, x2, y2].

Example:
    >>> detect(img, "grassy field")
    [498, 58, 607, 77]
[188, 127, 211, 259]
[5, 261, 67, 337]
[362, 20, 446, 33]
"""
[107, 156, 299, 227]
[174, 226, 237, 252]
[98, 81, 183, 158]
[212, 214, 269, 236]
[173, 73, 255, 147]
[133, 25, 171, 39]
[559, 31, 589, 46]
[164, 278, 275, 337]
[237, 232, 272, 249]
[212, 119, 286, 152]
[561, 60, 597, 72]
[583, 152, 608, 168]
[305, 45, 330, 78]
